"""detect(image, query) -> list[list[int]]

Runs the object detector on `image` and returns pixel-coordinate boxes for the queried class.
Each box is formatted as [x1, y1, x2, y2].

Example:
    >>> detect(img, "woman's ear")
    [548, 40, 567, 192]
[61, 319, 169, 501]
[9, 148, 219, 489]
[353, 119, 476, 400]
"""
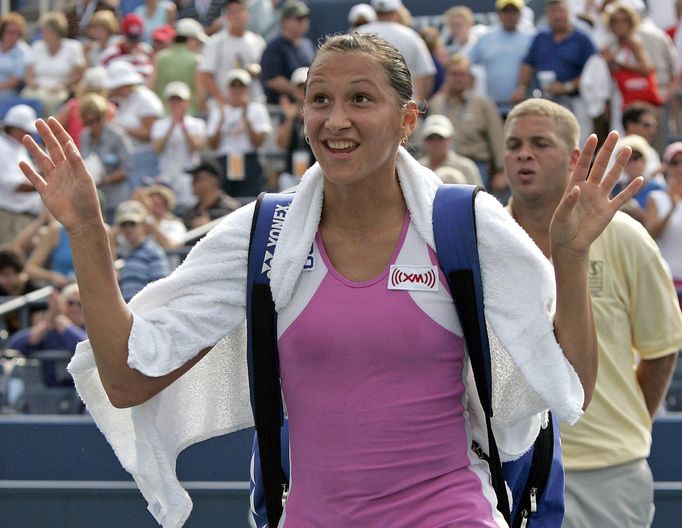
[401, 101, 420, 142]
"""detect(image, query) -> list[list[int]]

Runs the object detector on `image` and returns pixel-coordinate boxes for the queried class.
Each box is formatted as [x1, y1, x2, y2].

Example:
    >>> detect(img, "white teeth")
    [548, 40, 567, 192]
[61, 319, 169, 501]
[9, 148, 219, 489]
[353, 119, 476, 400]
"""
[327, 140, 357, 150]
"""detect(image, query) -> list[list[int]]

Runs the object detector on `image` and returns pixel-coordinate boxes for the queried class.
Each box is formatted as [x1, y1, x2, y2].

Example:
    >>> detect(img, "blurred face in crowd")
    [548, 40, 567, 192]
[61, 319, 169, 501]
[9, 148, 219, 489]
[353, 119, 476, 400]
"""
[81, 111, 105, 136]
[119, 220, 147, 248]
[445, 61, 472, 95]
[226, 1, 249, 36]
[1, 22, 22, 51]
[624, 149, 646, 179]
[167, 95, 188, 120]
[147, 192, 170, 219]
[504, 114, 578, 205]
[282, 15, 310, 41]
[447, 14, 471, 42]
[665, 153, 682, 195]
[226, 79, 249, 106]
[547, 2, 570, 35]
[42, 24, 61, 48]
[63, 290, 84, 327]
[629, 112, 657, 144]
[0, 265, 21, 295]
[498, 6, 521, 31]
[608, 9, 635, 39]
[423, 134, 450, 162]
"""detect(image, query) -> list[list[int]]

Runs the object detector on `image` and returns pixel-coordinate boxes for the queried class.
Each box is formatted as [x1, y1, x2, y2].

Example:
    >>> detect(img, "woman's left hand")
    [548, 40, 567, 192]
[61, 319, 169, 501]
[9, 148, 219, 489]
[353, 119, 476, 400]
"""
[549, 131, 643, 260]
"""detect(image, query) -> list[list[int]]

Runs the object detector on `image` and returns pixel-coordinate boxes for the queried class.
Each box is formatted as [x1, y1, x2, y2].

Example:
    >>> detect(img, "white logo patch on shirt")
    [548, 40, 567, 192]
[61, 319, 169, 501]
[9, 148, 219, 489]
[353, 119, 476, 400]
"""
[388, 265, 439, 292]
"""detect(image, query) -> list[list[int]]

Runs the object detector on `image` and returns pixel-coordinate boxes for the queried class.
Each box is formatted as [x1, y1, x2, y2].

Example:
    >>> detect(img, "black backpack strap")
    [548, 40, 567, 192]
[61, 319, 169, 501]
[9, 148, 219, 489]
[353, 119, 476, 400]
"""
[432, 184, 512, 524]
[247, 192, 295, 527]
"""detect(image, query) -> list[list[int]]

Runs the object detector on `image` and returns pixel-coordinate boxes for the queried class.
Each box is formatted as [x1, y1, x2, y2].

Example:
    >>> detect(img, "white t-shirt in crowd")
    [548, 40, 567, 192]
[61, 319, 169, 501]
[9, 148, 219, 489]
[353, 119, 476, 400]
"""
[26, 38, 85, 89]
[649, 189, 682, 280]
[0, 133, 41, 215]
[112, 86, 164, 150]
[150, 115, 207, 207]
[206, 102, 272, 155]
[198, 30, 266, 99]
[357, 21, 436, 81]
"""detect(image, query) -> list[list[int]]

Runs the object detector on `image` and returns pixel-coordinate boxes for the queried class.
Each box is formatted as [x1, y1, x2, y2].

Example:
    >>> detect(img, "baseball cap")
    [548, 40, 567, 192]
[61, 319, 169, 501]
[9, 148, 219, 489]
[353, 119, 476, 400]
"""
[282, 1, 311, 19]
[175, 18, 208, 43]
[225, 68, 252, 87]
[114, 200, 148, 225]
[371, 0, 403, 13]
[187, 158, 223, 179]
[104, 60, 144, 90]
[421, 114, 454, 139]
[81, 66, 107, 90]
[152, 24, 175, 44]
[617, 134, 651, 163]
[496, 0, 525, 9]
[121, 13, 144, 38]
[290, 67, 308, 86]
[663, 142, 682, 163]
[163, 81, 191, 100]
[348, 3, 377, 26]
[1, 104, 37, 134]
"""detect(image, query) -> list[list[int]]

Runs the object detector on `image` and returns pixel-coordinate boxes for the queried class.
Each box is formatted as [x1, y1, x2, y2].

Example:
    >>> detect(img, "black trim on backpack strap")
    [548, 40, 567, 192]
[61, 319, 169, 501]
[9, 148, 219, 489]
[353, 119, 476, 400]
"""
[247, 193, 287, 527]
[447, 270, 512, 525]
[511, 413, 555, 528]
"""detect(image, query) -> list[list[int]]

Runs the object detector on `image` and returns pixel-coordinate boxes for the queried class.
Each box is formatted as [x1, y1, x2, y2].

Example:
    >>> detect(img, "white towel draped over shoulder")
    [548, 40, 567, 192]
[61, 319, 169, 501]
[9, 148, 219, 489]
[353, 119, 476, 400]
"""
[68, 146, 583, 528]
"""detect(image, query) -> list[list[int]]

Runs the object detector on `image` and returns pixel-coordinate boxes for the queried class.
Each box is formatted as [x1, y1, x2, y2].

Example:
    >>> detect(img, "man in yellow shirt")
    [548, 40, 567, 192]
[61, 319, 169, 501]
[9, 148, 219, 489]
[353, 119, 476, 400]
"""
[503, 98, 682, 527]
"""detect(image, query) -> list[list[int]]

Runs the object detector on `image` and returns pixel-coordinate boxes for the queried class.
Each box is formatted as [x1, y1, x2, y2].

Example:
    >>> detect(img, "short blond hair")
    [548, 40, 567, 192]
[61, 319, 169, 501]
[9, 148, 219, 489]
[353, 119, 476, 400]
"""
[444, 6, 474, 25]
[604, 1, 640, 30]
[79, 92, 108, 119]
[40, 11, 68, 38]
[506, 99, 580, 149]
[89, 10, 119, 36]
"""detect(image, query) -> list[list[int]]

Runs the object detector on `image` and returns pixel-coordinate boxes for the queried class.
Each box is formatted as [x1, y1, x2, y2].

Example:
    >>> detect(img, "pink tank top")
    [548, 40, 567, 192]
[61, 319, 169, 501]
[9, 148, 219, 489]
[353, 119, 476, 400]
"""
[276, 213, 503, 527]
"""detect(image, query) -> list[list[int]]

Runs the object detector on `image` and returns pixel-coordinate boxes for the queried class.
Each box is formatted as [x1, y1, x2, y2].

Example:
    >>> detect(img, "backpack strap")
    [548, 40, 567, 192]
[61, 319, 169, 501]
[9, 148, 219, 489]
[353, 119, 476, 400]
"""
[432, 184, 511, 524]
[247, 192, 295, 528]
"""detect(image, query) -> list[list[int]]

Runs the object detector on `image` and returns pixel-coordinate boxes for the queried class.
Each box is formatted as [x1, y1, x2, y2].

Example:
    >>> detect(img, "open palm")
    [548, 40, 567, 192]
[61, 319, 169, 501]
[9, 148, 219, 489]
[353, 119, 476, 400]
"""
[19, 118, 104, 235]
[549, 131, 643, 258]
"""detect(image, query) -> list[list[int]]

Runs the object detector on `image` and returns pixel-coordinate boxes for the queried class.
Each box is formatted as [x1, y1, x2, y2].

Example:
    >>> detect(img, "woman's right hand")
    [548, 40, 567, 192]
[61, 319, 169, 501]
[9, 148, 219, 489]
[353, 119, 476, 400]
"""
[19, 118, 104, 236]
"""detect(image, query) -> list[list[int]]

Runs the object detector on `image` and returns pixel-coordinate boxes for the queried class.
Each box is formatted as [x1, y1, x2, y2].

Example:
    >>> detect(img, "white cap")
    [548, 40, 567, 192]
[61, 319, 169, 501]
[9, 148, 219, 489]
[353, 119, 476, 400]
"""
[421, 114, 454, 139]
[82, 66, 108, 90]
[290, 67, 308, 86]
[175, 18, 208, 43]
[225, 68, 252, 87]
[371, 0, 402, 13]
[104, 60, 144, 90]
[348, 3, 377, 25]
[163, 80, 191, 100]
[1, 104, 37, 134]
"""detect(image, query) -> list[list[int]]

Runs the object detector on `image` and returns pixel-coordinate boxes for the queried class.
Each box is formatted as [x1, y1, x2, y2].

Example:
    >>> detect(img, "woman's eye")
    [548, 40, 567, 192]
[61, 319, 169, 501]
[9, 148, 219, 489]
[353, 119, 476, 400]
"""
[353, 94, 370, 103]
[310, 94, 328, 104]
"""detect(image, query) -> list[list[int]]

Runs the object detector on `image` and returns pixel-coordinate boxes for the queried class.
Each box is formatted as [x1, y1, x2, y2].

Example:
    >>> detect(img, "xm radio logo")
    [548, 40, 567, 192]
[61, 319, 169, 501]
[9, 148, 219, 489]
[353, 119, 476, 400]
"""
[388, 265, 439, 292]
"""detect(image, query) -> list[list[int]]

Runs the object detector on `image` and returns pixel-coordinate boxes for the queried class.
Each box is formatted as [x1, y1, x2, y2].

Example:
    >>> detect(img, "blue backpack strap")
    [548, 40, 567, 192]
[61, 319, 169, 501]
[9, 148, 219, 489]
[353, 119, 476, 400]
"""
[247, 192, 295, 528]
[432, 183, 511, 524]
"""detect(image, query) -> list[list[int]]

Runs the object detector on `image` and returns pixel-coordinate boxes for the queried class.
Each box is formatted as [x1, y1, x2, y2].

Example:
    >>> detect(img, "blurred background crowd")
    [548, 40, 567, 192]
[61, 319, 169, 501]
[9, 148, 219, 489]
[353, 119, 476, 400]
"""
[1, 0, 681, 414]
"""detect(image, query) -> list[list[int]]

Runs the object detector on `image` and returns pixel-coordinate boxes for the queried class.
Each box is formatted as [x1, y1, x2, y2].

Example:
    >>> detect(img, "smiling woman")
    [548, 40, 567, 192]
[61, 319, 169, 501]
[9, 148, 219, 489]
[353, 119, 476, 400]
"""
[16, 32, 643, 528]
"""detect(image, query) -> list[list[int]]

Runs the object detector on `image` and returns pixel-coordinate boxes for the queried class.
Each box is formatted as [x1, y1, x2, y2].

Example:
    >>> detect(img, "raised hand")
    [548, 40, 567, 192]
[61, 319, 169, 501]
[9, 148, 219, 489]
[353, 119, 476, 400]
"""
[549, 131, 643, 259]
[19, 117, 104, 236]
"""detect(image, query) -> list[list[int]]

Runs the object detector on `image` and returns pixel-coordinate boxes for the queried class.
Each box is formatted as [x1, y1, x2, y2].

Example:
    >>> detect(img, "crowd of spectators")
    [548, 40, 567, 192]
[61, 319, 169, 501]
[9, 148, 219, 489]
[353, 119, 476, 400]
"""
[1, 0, 682, 411]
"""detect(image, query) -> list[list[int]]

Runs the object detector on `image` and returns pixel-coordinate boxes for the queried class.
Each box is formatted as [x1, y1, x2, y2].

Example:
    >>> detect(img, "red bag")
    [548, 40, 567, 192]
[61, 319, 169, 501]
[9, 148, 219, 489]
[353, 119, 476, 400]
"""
[612, 67, 664, 107]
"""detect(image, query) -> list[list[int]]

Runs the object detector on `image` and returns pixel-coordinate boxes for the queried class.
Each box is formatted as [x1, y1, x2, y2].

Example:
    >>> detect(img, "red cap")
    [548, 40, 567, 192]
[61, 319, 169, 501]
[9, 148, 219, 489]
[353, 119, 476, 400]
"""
[122, 13, 144, 37]
[152, 24, 175, 43]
